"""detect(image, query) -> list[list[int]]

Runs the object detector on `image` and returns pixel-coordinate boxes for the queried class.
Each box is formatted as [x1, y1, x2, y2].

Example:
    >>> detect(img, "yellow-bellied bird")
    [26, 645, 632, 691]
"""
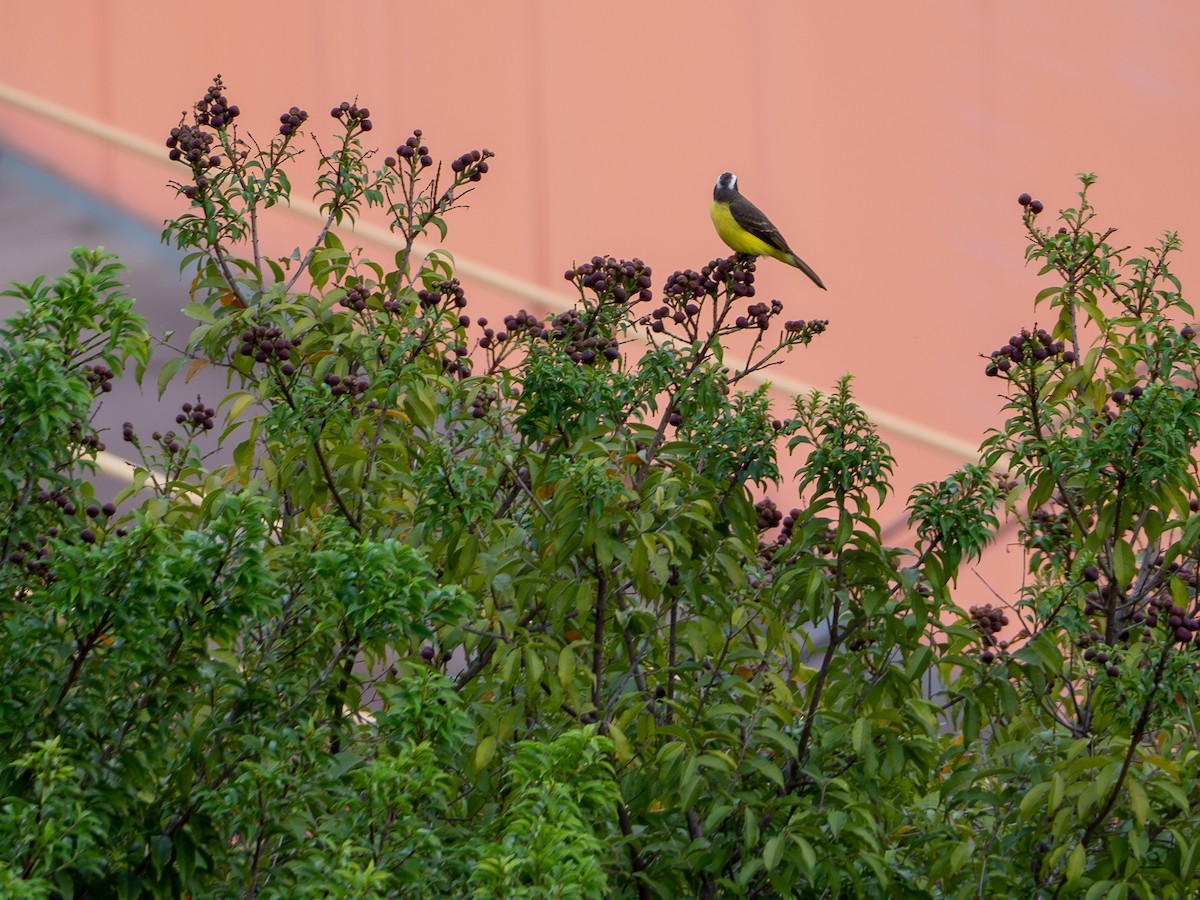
[711, 172, 826, 290]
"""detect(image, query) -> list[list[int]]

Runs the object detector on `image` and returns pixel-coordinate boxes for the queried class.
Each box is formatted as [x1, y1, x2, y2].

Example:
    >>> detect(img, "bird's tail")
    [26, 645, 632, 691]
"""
[788, 253, 827, 291]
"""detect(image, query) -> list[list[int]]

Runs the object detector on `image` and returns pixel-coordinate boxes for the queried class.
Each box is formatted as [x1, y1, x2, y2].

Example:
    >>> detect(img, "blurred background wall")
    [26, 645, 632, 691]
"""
[2, 0, 1199, 602]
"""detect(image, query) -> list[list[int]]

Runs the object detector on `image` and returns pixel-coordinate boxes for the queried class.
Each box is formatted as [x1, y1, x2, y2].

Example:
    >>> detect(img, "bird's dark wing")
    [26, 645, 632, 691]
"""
[729, 196, 793, 254]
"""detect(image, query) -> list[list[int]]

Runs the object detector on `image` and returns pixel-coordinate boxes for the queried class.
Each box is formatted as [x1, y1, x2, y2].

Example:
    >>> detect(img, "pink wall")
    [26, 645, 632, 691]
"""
[3, 1, 1199, 602]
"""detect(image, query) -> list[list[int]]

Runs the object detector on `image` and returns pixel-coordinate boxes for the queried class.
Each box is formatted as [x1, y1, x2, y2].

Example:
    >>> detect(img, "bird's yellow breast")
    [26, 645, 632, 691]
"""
[711, 201, 782, 259]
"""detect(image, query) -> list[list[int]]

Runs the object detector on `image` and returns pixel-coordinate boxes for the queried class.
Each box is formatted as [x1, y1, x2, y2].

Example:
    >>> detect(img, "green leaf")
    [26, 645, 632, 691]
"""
[1020, 782, 1051, 820]
[1112, 539, 1136, 587]
[763, 834, 784, 872]
[743, 806, 760, 849]
[1029, 470, 1057, 511]
[852, 717, 870, 756]
[743, 755, 785, 789]
[175, 831, 196, 883]
[150, 835, 172, 876]
[224, 391, 256, 422]
[181, 302, 216, 324]
[1036, 285, 1063, 305]
[557, 645, 576, 687]
[475, 735, 497, 770]
[789, 834, 817, 875]
[1127, 778, 1149, 830]
[157, 355, 186, 398]
[608, 721, 632, 762]
[1066, 842, 1086, 884]
[963, 697, 981, 746]
[326, 750, 363, 780]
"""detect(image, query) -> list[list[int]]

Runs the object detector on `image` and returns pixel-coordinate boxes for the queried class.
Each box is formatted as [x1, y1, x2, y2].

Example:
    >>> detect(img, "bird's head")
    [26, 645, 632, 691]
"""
[714, 172, 738, 200]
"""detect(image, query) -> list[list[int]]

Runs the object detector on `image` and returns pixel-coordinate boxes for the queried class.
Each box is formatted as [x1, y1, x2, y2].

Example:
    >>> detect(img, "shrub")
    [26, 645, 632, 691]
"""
[1, 78, 1197, 898]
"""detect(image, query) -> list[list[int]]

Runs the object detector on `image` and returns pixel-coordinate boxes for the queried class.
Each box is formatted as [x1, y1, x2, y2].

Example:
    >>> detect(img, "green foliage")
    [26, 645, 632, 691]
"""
[0, 247, 149, 552]
[2, 78, 1198, 899]
[469, 727, 618, 899]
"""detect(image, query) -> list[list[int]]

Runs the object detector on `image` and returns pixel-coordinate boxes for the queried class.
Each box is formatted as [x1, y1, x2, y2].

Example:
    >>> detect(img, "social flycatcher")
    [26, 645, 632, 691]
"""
[711, 172, 826, 290]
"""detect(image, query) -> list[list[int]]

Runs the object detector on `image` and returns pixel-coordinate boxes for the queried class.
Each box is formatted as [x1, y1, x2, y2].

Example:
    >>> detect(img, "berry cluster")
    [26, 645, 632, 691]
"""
[155, 431, 184, 455]
[754, 497, 784, 532]
[658, 256, 757, 306]
[331, 102, 370, 131]
[323, 372, 370, 399]
[540, 309, 620, 365]
[564, 256, 653, 304]
[1110, 385, 1144, 405]
[174, 399, 215, 433]
[390, 129, 428, 166]
[783, 319, 829, 342]
[1017, 192, 1045, 215]
[239, 324, 299, 375]
[11, 500, 125, 568]
[418, 278, 468, 311]
[39, 488, 78, 517]
[985, 327, 1073, 377]
[166, 123, 222, 200]
[192, 77, 240, 129]
[9, 530, 55, 572]
[662, 268, 710, 301]
[469, 389, 494, 419]
[736, 300, 783, 331]
[278, 106, 309, 137]
[1143, 594, 1199, 645]
[706, 256, 757, 298]
[450, 148, 493, 182]
[1077, 630, 1122, 677]
[443, 351, 471, 379]
[76, 430, 106, 453]
[165, 112, 224, 201]
[643, 303, 692, 333]
[1024, 499, 1072, 550]
[166, 123, 218, 170]
[1151, 550, 1199, 585]
[969, 603, 1010, 662]
[472, 316, 509, 351]
[82, 363, 114, 394]
[777, 506, 804, 542]
[8, 539, 37, 570]
[108, 399, 214, 457]
[752, 501, 807, 550]
[501, 309, 543, 340]
[340, 283, 371, 313]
